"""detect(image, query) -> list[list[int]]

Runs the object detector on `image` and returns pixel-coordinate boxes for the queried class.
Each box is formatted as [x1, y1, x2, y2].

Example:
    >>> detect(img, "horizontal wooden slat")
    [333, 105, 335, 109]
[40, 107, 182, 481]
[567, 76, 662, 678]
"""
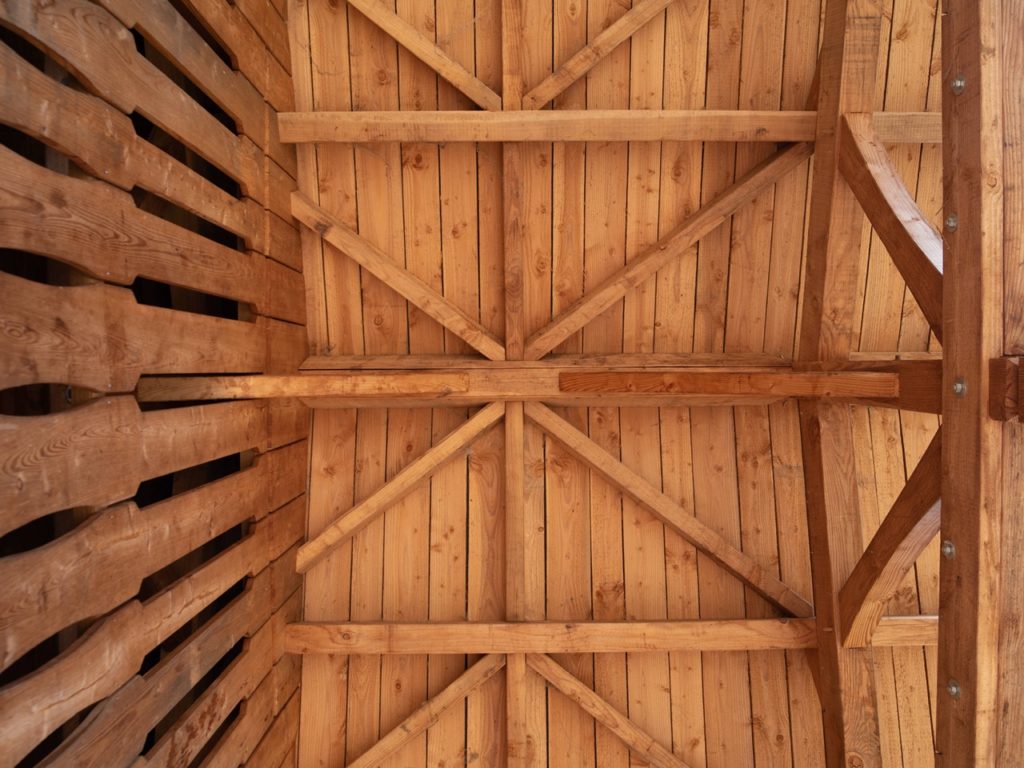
[278, 110, 942, 144]
[0, 499, 304, 766]
[300, 352, 793, 370]
[0, 0, 266, 200]
[240, 691, 300, 768]
[0, 441, 305, 671]
[191, 655, 300, 768]
[135, 369, 900, 409]
[42, 555, 301, 768]
[234, 0, 291, 75]
[0, 397, 308, 536]
[0, 40, 265, 251]
[0, 147, 302, 322]
[0, 273, 269, 392]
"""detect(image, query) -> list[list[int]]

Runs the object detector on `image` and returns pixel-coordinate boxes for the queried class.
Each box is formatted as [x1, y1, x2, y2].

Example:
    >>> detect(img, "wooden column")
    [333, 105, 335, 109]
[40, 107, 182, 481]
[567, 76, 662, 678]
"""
[797, 0, 884, 765]
[937, 0, 1023, 764]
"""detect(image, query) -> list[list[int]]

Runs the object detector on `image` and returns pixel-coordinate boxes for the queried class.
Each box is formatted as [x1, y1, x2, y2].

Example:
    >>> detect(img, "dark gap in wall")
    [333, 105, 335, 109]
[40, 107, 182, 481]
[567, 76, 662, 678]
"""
[130, 277, 241, 320]
[129, 113, 241, 198]
[0, 384, 52, 416]
[168, 0, 235, 68]
[130, 184, 242, 251]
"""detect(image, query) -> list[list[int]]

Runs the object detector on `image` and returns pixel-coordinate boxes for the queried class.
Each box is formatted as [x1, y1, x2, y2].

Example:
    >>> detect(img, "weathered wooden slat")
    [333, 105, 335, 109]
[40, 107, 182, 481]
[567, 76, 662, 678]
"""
[0, 147, 302, 322]
[0, 41, 265, 251]
[296, 402, 504, 572]
[839, 113, 943, 341]
[838, 429, 942, 647]
[238, 691, 300, 768]
[42, 558, 300, 768]
[526, 653, 688, 768]
[519, 0, 671, 109]
[0, 273, 268, 392]
[140, 644, 300, 768]
[343, 0, 501, 111]
[524, 143, 812, 360]
[291, 192, 506, 360]
[301, 352, 792, 369]
[524, 402, 813, 617]
[342, 654, 505, 768]
[0, 441, 305, 672]
[0, 499, 304, 766]
[174, 0, 294, 114]
[0, 0, 266, 201]
[0, 397, 308, 537]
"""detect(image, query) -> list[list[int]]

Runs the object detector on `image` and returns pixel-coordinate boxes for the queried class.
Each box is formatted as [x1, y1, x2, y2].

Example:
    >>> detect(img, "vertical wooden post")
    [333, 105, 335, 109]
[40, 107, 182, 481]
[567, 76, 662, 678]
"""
[937, 0, 1023, 764]
[797, 0, 884, 765]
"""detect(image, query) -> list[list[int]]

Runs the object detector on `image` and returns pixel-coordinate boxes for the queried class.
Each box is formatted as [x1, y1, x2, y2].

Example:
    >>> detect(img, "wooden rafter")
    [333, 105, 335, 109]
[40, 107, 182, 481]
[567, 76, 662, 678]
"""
[295, 402, 505, 573]
[278, 109, 941, 145]
[343, 0, 501, 111]
[345, 654, 506, 768]
[526, 653, 689, 768]
[524, 143, 812, 360]
[524, 402, 813, 617]
[838, 428, 942, 647]
[796, 0, 886, 764]
[839, 113, 943, 341]
[291, 193, 506, 361]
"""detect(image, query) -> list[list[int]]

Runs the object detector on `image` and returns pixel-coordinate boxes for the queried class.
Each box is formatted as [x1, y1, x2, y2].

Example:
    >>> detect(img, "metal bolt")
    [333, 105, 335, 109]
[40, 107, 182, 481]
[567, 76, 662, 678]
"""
[952, 378, 967, 397]
[947, 679, 962, 699]
[941, 539, 956, 560]
[945, 215, 959, 232]
[951, 75, 966, 95]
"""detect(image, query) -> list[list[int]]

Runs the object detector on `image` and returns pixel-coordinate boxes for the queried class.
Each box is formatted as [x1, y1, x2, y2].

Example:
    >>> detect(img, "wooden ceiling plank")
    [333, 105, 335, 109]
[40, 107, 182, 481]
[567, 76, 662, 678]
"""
[837, 428, 942, 647]
[344, 654, 506, 768]
[292, 192, 506, 361]
[295, 401, 505, 573]
[525, 653, 689, 768]
[344, 0, 501, 111]
[524, 142, 812, 360]
[839, 113, 944, 341]
[523, 402, 813, 617]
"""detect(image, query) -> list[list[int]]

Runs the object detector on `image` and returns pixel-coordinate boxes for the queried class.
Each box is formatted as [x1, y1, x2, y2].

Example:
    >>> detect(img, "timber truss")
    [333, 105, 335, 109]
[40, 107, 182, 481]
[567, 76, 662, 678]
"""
[146, 0, 1020, 765]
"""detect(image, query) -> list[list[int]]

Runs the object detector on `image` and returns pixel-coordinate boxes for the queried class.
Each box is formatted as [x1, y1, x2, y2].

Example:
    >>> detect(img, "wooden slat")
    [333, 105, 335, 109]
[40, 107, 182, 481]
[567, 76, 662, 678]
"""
[291, 192, 506, 360]
[41, 552, 300, 768]
[286, 620, 819, 654]
[295, 402, 505, 572]
[0, 397, 308, 536]
[0, 441, 304, 673]
[135, 368, 901, 408]
[525, 653, 689, 768]
[234, 691, 300, 768]
[344, 654, 505, 768]
[0, 41, 264, 251]
[343, 0, 500, 111]
[0, 273, 269, 392]
[838, 428, 941, 647]
[0, 0, 265, 202]
[524, 142, 812, 360]
[524, 401, 813, 617]
[0, 147, 302, 322]
[235, 0, 292, 75]
[521, 0, 670, 109]
[0, 499, 303, 766]
[839, 113, 943, 340]
[301, 352, 792, 369]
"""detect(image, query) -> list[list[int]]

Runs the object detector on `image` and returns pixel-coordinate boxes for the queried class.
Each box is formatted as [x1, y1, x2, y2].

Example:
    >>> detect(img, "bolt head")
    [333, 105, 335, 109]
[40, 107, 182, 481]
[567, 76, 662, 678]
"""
[941, 539, 956, 559]
[951, 75, 966, 94]
[947, 679, 962, 699]
[944, 215, 958, 232]
[952, 379, 967, 397]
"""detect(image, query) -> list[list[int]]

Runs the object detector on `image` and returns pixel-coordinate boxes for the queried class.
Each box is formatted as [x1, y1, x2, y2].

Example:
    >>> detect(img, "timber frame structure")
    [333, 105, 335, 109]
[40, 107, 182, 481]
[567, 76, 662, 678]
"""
[0, 0, 1021, 767]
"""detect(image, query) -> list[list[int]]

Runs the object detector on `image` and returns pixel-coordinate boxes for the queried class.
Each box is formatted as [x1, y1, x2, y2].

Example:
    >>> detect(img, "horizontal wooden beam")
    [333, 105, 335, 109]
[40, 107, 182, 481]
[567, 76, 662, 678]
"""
[136, 368, 901, 409]
[300, 352, 793, 370]
[284, 617, 938, 655]
[279, 110, 940, 144]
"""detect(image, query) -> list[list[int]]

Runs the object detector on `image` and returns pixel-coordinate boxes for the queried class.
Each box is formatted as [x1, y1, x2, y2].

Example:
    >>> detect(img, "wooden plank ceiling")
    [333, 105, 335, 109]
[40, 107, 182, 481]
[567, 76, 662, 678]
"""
[282, 0, 943, 765]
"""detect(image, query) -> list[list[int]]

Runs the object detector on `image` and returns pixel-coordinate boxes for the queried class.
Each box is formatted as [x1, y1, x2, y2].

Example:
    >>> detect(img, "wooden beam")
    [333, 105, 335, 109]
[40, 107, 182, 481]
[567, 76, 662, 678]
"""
[136, 369, 901, 409]
[839, 113, 943, 341]
[291, 192, 506, 361]
[300, 352, 793, 370]
[524, 143, 812, 360]
[345, 654, 506, 768]
[838, 428, 942, 647]
[343, 0, 501, 111]
[278, 110, 940, 145]
[526, 653, 689, 768]
[520, 0, 674, 109]
[294, 402, 505, 573]
[523, 402, 813, 617]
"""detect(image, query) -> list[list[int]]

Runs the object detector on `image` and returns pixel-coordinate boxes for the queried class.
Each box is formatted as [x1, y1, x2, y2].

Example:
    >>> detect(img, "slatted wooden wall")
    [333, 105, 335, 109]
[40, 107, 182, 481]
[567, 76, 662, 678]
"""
[0, 1, 307, 765]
